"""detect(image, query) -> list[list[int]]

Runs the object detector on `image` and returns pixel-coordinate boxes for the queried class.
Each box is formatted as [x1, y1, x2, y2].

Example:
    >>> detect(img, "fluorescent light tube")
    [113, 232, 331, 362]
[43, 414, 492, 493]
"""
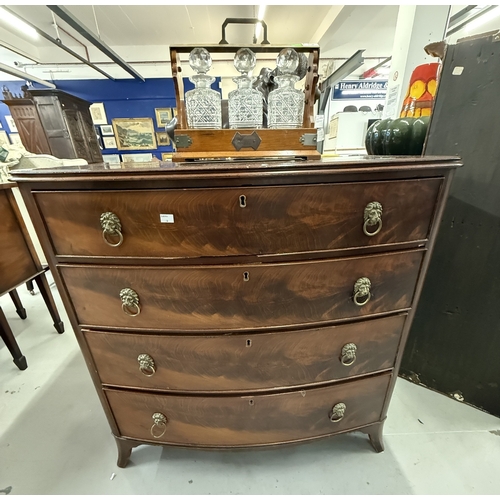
[0, 7, 38, 39]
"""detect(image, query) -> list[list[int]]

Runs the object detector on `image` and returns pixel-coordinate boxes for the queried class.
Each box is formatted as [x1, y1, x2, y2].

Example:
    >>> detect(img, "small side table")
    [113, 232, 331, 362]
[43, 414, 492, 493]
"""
[0, 182, 64, 370]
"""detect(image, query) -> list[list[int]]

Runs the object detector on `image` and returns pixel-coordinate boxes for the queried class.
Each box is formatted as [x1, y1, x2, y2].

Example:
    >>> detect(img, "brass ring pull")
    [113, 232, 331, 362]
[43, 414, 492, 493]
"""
[353, 277, 371, 307]
[102, 228, 123, 247]
[329, 402, 346, 422]
[138, 353, 156, 376]
[150, 412, 167, 439]
[363, 201, 383, 237]
[100, 212, 124, 247]
[120, 288, 141, 317]
[340, 343, 357, 366]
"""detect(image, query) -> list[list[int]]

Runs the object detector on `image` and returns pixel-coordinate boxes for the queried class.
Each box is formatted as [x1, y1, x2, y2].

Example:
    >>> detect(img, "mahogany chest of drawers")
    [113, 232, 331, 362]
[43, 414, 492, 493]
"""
[12, 156, 460, 466]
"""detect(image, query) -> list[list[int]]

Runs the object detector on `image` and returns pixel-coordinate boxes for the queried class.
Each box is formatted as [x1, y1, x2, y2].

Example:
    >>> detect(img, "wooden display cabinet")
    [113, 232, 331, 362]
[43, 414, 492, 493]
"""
[169, 44, 320, 161]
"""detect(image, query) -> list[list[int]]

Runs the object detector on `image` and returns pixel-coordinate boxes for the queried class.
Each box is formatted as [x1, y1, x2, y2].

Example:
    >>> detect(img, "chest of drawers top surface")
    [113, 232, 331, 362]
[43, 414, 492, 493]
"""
[11, 156, 460, 467]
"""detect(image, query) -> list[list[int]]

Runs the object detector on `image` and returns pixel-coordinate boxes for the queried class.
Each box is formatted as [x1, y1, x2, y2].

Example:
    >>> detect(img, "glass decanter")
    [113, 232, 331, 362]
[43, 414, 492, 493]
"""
[185, 48, 222, 129]
[228, 48, 263, 129]
[268, 48, 304, 129]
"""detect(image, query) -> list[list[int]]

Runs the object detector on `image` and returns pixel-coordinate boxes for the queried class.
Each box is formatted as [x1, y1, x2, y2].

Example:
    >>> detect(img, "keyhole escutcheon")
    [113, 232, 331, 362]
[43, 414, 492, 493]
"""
[239, 195, 247, 208]
[243, 271, 250, 281]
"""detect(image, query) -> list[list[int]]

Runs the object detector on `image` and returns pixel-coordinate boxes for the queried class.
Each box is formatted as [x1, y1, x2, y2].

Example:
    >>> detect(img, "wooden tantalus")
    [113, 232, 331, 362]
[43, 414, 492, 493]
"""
[169, 44, 321, 161]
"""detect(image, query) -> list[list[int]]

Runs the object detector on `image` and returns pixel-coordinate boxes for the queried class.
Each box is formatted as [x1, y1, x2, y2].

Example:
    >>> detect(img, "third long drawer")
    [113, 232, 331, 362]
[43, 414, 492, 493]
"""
[85, 314, 405, 392]
[60, 249, 424, 331]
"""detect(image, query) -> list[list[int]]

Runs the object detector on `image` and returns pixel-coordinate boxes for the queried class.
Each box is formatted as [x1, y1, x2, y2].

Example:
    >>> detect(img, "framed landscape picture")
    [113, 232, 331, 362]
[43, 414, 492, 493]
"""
[155, 108, 172, 128]
[89, 103, 108, 125]
[156, 131, 170, 146]
[112, 118, 157, 150]
[121, 153, 153, 163]
[100, 125, 114, 136]
[102, 154, 121, 165]
[103, 136, 117, 149]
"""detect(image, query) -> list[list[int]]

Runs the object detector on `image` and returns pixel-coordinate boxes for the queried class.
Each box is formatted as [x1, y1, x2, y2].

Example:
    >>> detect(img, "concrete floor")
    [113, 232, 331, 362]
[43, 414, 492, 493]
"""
[1, 275, 500, 495]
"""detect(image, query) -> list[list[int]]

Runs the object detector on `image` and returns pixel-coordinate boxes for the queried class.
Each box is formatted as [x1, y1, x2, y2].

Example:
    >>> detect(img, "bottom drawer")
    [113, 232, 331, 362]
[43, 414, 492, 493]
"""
[105, 373, 391, 447]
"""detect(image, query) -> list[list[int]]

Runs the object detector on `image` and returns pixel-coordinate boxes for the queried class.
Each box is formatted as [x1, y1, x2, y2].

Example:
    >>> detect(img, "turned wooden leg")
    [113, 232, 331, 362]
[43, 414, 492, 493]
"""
[34, 273, 64, 334]
[115, 436, 136, 468]
[9, 289, 27, 320]
[26, 280, 35, 295]
[0, 306, 27, 370]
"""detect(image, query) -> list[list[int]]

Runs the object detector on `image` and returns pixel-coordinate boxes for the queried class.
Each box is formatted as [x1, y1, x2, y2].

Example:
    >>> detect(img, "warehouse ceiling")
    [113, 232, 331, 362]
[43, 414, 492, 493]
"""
[0, 4, 399, 78]
[0, 4, 497, 82]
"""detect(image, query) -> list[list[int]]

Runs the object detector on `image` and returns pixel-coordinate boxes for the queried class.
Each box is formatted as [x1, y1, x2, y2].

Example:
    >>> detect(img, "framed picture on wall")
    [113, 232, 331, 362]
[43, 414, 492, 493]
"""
[121, 153, 153, 163]
[100, 125, 114, 136]
[156, 131, 170, 146]
[112, 118, 157, 150]
[5, 115, 18, 133]
[102, 154, 121, 165]
[103, 136, 117, 149]
[0, 131, 9, 147]
[89, 103, 108, 125]
[9, 133, 23, 147]
[155, 108, 172, 128]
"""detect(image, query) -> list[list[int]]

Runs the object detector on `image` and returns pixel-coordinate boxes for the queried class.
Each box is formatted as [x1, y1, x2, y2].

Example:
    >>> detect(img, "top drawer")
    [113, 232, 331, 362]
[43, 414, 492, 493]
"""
[34, 179, 441, 259]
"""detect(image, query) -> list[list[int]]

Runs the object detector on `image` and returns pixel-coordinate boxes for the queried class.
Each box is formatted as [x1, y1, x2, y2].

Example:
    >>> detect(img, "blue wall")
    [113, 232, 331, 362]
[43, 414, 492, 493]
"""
[0, 77, 221, 160]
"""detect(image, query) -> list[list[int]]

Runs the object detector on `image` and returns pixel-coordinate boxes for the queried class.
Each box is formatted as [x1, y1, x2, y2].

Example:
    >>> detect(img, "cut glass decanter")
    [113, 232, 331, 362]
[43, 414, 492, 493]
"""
[185, 48, 222, 129]
[228, 48, 263, 129]
[268, 48, 304, 129]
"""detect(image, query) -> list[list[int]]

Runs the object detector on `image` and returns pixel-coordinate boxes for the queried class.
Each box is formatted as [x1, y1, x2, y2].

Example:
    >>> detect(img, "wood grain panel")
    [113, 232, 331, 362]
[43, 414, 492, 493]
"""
[105, 373, 391, 446]
[60, 250, 423, 331]
[34, 178, 441, 258]
[85, 314, 405, 392]
[0, 190, 37, 294]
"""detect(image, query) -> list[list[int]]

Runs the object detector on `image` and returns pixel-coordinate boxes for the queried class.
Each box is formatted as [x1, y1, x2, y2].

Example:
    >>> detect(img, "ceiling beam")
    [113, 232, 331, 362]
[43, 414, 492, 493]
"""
[47, 5, 145, 81]
[446, 5, 497, 36]
[0, 61, 56, 88]
[2, 6, 115, 80]
[310, 5, 344, 44]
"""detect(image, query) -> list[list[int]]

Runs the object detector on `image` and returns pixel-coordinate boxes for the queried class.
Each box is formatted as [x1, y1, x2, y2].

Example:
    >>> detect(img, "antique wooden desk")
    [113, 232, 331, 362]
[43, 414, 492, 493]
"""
[0, 182, 64, 370]
[12, 156, 460, 465]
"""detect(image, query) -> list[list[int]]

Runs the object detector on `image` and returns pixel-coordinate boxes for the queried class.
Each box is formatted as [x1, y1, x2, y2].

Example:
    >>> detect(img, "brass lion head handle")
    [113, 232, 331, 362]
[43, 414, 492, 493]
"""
[100, 212, 124, 247]
[329, 402, 346, 423]
[151, 412, 168, 439]
[340, 343, 357, 366]
[138, 353, 156, 376]
[120, 287, 141, 317]
[353, 277, 371, 306]
[363, 201, 383, 236]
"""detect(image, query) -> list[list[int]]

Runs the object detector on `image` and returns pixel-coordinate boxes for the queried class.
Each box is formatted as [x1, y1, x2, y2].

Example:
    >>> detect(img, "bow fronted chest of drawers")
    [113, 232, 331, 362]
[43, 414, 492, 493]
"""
[12, 156, 460, 466]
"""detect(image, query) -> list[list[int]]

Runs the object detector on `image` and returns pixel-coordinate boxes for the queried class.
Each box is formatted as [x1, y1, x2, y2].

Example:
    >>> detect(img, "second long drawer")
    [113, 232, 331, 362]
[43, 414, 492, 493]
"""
[85, 314, 406, 392]
[60, 249, 424, 331]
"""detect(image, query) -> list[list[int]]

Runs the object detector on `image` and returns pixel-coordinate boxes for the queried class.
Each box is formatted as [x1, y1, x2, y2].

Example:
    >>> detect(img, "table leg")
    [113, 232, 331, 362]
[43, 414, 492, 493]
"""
[26, 280, 36, 295]
[0, 306, 27, 370]
[34, 273, 64, 334]
[9, 289, 27, 319]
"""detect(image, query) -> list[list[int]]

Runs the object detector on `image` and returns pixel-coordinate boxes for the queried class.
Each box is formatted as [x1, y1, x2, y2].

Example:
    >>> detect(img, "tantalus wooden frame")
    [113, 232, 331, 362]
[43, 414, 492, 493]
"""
[169, 44, 321, 161]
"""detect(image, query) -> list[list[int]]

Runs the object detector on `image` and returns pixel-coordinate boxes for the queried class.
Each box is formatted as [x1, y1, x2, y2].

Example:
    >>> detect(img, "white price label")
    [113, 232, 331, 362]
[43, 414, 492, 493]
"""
[160, 214, 174, 223]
